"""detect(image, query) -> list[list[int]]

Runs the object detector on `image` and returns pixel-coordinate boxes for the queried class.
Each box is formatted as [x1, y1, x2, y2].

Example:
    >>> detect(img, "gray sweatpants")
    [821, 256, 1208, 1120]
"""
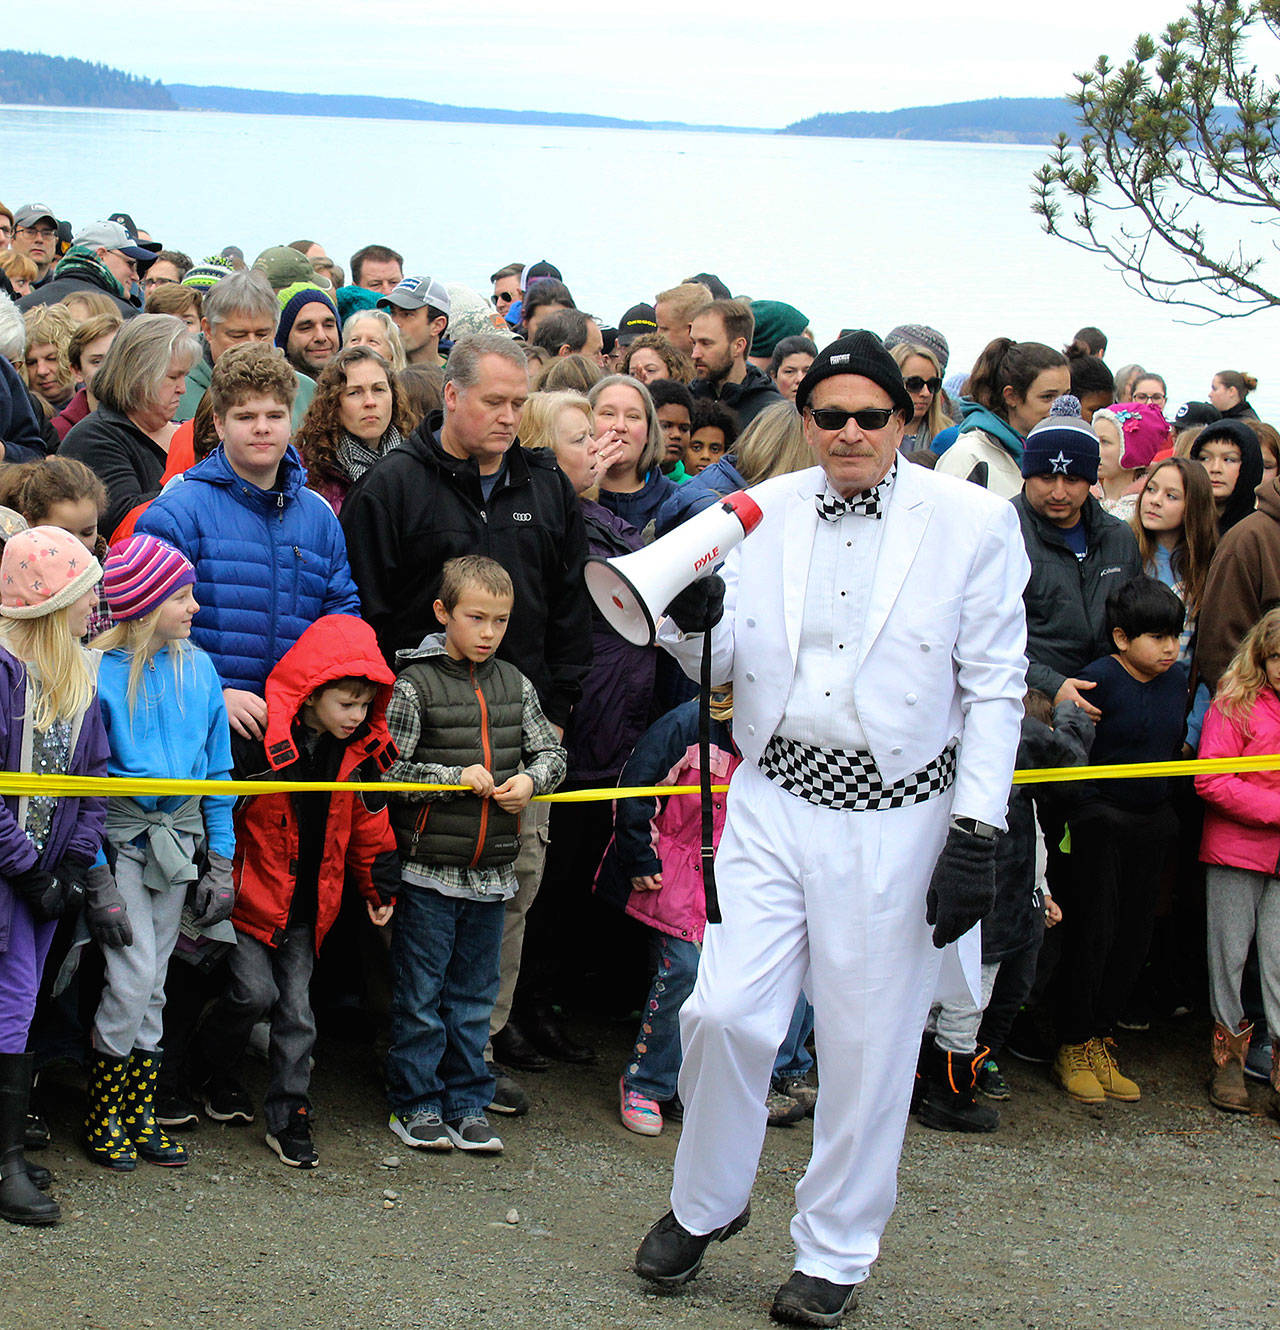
[929, 960, 1001, 1055]
[1206, 864, 1280, 1040]
[93, 840, 192, 1059]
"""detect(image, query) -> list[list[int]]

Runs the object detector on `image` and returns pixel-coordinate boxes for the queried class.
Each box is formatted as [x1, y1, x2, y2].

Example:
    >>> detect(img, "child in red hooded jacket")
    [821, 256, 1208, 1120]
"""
[194, 614, 400, 1168]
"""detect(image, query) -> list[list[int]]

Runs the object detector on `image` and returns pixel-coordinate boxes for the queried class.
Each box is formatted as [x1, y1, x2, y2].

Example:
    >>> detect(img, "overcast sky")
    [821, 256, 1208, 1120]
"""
[5, 1, 1257, 125]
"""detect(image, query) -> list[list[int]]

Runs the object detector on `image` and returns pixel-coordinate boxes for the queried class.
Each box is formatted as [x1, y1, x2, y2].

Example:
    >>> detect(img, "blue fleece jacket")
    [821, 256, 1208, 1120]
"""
[654, 455, 749, 535]
[136, 444, 361, 693]
[97, 645, 236, 859]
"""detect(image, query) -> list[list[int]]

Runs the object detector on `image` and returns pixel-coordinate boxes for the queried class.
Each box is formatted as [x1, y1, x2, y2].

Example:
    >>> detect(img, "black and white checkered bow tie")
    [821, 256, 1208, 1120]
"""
[815, 472, 891, 522]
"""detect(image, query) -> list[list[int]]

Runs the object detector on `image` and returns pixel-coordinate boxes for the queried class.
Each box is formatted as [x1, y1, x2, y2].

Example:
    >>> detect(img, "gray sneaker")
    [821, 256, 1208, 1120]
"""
[1244, 1039, 1274, 1083]
[445, 1114, 503, 1153]
[389, 1109, 453, 1151]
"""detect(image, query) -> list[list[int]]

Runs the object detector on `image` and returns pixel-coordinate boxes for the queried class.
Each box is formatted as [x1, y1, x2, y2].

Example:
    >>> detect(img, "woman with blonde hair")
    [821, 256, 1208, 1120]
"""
[588, 374, 674, 534]
[655, 398, 811, 533]
[342, 309, 406, 371]
[890, 341, 953, 451]
[21, 304, 77, 414]
[60, 314, 200, 539]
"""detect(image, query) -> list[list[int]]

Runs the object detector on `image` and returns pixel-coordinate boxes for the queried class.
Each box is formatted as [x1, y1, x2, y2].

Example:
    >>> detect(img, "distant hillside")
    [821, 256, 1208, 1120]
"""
[166, 84, 752, 134]
[0, 49, 173, 110]
[784, 98, 1077, 145]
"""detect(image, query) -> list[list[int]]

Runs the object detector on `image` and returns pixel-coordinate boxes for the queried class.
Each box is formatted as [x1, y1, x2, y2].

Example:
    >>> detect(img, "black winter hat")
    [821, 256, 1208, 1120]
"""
[795, 330, 913, 419]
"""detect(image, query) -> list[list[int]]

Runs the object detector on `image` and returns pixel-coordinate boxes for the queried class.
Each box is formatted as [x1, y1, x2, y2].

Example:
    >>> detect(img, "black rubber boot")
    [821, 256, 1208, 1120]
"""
[910, 1031, 934, 1115]
[917, 1042, 1000, 1133]
[84, 1051, 137, 1171]
[0, 1052, 60, 1226]
[124, 1050, 188, 1167]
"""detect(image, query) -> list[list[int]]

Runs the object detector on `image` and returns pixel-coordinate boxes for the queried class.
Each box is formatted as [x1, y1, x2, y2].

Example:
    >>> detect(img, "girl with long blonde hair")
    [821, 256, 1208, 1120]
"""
[84, 535, 235, 1176]
[0, 526, 111, 1228]
[1195, 607, 1280, 1117]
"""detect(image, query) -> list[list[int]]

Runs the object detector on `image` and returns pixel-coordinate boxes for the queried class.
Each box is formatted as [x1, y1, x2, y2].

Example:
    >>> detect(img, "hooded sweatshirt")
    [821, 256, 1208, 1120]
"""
[230, 614, 399, 952]
[1194, 477, 1280, 691]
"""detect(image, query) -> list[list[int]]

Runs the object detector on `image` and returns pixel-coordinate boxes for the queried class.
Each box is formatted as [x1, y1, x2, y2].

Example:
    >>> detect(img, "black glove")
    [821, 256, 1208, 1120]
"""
[925, 826, 997, 949]
[85, 863, 133, 949]
[9, 862, 85, 922]
[664, 574, 725, 634]
[189, 852, 235, 928]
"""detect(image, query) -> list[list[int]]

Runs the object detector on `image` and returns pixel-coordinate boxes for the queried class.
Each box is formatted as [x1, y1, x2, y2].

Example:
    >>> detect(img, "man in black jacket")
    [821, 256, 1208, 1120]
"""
[341, 333, 592, 1113]
[688, 299, 783, 430]
[18, 220, 155, 319]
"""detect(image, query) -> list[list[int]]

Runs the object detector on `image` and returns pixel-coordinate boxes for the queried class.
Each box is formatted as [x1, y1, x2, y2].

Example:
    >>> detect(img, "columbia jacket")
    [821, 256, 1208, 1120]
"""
[1013, 492, 1142, 699]
[340, 417, 591, 728]
[136, 444, 361, 693]
[231, 615, 398, 952]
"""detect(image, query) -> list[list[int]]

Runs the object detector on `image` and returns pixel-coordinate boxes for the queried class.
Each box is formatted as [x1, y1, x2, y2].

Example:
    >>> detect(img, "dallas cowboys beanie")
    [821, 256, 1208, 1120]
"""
[1020, 394, 1100, 485]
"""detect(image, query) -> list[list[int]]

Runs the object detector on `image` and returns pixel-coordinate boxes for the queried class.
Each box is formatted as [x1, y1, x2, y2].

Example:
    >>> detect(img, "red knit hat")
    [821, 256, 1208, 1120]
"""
[0, 525, 103, 619]
[103, 534, 195, 622]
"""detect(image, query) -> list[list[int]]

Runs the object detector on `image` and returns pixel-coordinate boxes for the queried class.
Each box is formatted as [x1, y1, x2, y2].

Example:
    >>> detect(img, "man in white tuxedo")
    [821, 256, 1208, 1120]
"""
[634, 331, 1030, 1327]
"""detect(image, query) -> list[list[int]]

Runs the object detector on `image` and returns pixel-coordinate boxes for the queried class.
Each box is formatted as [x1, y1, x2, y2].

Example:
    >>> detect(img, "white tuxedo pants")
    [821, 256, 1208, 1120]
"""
[671, 761, 949, 1286]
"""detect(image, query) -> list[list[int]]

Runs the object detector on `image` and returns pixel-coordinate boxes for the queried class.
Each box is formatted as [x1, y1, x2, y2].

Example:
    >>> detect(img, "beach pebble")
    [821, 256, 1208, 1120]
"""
[382, 1156, 401, 1169]
[383, 1189, 399, 1201]
[383, 1199, 395, 1210]
[505, 1208, 519, 1225]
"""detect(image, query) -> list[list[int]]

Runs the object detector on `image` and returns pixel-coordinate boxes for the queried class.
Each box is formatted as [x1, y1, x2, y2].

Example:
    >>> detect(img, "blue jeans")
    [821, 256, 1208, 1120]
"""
[386, 885, 504, 1121]
[773, 994, 814, 1080]
[624, 932, 701, 1102]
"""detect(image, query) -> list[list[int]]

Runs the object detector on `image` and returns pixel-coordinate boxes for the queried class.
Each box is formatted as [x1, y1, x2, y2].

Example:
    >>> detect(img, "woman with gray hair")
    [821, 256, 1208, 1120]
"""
[587, 373, 673, 536]
[61, 313, 200, 538]
[342, 308, 406, 371]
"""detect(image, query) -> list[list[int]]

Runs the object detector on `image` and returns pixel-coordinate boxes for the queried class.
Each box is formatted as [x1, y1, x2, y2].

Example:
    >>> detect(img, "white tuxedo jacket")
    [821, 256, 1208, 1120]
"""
[658, 460, 1030, 829]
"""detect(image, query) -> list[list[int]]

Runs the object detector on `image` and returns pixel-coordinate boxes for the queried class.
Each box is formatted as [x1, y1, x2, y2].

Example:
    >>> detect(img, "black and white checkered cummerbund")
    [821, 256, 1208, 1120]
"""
[758, 734, 959, 811]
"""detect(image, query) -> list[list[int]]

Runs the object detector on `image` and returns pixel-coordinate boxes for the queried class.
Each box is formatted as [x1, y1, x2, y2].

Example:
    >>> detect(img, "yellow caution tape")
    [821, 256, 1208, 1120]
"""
[0, 753, 1274, 801]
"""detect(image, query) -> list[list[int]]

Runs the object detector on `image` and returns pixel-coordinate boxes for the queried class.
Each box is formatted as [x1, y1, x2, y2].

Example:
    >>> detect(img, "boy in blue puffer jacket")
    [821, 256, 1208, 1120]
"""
[137, 344, 360, 742]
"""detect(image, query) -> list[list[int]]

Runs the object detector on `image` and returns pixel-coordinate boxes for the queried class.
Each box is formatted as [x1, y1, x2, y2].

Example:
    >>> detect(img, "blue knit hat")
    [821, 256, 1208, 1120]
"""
[1020, 395, 1100, 484]
[275, 282, 341, 352]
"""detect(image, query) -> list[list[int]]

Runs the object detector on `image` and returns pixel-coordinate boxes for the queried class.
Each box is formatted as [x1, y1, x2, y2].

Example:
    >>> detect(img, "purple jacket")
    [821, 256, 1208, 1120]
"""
[0, 647, 108, 956]
[563, 500, 657, 784]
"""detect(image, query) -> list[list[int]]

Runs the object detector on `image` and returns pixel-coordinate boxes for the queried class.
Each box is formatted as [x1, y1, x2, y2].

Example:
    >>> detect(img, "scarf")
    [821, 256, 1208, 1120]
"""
[51, 245, 127, 301]
[336, 424, 403, 482]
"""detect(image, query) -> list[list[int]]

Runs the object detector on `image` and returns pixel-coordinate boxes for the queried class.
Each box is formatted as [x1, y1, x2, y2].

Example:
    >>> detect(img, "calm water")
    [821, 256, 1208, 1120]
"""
[3, 104, 1277, 417]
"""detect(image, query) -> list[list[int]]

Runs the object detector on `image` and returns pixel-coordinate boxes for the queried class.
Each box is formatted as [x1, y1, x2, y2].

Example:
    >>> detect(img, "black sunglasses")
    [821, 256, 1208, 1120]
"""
[904, 375, 942, 394]
[808, 406, 894, 431]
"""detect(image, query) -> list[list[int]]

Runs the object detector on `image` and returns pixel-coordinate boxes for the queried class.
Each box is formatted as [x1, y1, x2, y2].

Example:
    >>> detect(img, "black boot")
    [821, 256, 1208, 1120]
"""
[634, 1204, 750, 1288]
[918, 1042, 1000, 1133]
[0, 1052, 60, 1226]
[522, 1002, 597, 1065]
[910, 1031, 934, 1114]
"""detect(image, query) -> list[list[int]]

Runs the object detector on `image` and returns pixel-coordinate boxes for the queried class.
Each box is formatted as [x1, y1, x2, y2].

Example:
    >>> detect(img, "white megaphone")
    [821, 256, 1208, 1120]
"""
[585, 490, 763, 646]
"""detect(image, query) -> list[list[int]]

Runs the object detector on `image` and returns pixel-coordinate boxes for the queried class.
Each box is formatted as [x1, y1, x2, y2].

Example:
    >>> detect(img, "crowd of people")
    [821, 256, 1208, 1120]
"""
[0, 199, 1277, 1290]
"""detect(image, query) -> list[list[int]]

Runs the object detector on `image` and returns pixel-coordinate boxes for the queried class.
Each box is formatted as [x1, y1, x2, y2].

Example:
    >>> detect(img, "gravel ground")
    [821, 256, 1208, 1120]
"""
[4, 1015, 1278, 1330]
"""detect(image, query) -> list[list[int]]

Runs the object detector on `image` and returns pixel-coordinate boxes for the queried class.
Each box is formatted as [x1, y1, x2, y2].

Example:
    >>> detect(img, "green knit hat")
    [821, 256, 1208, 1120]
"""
[749, 300, 808, 358]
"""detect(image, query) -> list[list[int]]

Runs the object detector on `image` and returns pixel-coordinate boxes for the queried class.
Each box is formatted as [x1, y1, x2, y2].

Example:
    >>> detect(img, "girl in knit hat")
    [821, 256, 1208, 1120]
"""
[0, 526, 112, 1228]
[84, 534, 235, 1174]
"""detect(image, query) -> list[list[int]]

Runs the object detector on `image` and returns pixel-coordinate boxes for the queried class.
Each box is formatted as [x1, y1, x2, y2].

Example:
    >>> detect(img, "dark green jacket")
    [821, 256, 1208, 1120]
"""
[390, 650, 525, 869]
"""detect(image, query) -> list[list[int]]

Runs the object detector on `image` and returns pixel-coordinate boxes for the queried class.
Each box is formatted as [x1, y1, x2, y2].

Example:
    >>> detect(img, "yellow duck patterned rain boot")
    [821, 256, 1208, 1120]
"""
[84, 1051, 136, 1171]
[123, 1051, 188, 1167]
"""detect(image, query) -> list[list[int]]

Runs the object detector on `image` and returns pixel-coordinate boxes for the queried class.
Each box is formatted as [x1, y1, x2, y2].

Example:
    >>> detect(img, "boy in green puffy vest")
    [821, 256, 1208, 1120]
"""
[382, 555, 566, 1154]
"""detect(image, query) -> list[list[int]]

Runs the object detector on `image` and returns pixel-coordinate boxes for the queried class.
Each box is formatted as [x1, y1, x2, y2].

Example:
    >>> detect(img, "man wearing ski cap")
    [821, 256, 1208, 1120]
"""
[18, 220, 158, 318]
[378, 276, 451, 368]
[634, 331, 1029, 1325]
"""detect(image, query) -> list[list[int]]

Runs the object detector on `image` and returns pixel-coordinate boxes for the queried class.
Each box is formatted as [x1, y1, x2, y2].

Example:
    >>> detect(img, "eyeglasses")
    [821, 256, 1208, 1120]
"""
[494, 291, 516, 306]
[903, 375, 942, 394]
[808, 406, 894, 431]
[19, 225, 57, 239]
[1132, 391, 1166, 404]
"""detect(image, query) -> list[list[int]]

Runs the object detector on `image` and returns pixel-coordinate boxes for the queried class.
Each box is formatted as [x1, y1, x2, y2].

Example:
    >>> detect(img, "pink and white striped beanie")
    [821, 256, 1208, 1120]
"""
[103, 534, 195, 622]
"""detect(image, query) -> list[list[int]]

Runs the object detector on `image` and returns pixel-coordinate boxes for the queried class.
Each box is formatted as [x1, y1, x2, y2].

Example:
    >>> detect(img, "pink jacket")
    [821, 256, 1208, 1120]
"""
[593, 703, 739, 945]
[1196, 689, 1280, 874]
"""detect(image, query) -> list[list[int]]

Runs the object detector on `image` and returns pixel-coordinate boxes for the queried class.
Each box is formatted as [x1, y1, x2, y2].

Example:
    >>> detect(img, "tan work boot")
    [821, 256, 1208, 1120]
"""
[1087, 1036, 1140, 1101]
[1208, 1020, 1253, 1113]
[1053, 1041, 1104, 1105]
